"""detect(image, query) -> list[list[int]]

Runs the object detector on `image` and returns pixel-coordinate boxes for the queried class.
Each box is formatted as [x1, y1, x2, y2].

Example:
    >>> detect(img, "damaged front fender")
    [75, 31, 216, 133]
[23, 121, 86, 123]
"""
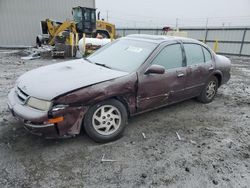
[53, 73, 138, 116]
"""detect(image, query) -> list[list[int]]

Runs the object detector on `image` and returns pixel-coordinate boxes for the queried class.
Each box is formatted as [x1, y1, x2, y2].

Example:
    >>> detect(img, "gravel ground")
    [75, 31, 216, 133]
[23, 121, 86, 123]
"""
[0, 50, 250, 188]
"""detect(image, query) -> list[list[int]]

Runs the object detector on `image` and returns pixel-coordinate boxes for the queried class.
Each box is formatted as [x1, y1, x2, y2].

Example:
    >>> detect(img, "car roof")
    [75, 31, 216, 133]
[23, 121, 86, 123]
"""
[125, 34, 202, 45]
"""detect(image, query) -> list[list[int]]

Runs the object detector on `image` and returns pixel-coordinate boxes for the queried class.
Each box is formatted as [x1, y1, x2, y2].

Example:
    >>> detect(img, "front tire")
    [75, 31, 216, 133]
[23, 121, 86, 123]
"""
[84, 99, 128, 143]
[197, 76, 218, 103]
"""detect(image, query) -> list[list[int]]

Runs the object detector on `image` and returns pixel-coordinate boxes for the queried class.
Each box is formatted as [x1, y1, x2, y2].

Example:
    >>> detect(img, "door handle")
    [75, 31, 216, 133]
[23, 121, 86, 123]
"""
[177, 73, 184, 77]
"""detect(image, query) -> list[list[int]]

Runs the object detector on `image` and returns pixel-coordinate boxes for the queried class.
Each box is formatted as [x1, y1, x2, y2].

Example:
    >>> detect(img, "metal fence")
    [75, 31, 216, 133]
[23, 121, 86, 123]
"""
[116, 27, 250, 56]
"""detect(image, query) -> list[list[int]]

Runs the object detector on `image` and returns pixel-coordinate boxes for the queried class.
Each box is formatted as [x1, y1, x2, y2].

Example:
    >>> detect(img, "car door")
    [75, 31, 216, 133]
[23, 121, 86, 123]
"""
[183, 43, 214, 97]
[137, 43, 187, 112]
[201, 45, 215, 76]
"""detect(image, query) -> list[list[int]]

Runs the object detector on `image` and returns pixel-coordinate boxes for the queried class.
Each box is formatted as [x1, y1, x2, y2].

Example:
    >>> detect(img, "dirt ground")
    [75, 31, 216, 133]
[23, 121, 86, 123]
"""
[0, 50, 249, 188]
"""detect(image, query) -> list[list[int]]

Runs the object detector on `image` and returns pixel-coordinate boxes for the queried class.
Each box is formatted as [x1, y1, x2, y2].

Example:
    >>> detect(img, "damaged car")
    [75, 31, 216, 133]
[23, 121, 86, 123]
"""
[8, 34, 231, 142]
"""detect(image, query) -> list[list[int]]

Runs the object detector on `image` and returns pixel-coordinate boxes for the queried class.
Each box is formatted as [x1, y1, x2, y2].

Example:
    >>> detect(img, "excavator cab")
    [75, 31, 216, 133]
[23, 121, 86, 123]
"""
[72, 7, 96, 35]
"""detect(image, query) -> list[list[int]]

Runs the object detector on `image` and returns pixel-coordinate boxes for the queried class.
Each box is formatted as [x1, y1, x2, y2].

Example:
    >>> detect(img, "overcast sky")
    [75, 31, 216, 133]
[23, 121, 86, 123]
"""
[96, 0, 250, 28]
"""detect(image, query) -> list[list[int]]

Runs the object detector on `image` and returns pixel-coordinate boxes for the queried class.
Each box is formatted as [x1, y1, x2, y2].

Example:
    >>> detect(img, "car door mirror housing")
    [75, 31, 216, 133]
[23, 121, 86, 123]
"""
[145, 65, 165, 75]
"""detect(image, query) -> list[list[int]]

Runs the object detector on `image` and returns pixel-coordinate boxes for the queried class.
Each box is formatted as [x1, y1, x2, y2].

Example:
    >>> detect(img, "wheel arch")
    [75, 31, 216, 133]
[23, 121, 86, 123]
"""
[112, 96, 131, 117]
[213, 71, 223, 87]
[83, 95, 131, 119]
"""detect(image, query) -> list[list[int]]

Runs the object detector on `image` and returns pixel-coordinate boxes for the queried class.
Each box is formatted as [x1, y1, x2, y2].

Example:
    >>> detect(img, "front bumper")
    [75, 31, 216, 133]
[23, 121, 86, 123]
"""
[7, 88, 87, 138]
[8, 88, 59, 137]
[23, 123, 57, 137]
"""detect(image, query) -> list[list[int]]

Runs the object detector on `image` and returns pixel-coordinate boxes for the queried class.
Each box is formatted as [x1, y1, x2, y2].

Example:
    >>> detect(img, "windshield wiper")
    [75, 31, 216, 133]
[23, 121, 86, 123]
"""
[94, 63, 112, 69]
[84, 58, 112, 69]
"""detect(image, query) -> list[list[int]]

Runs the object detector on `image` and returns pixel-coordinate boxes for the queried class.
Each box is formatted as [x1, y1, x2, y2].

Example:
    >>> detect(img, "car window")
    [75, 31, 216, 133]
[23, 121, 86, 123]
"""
[87, 39, 157, 72]
[152, 44, 183, 70]
[184, 43, 204, 66]
[202, 47, 212, 62]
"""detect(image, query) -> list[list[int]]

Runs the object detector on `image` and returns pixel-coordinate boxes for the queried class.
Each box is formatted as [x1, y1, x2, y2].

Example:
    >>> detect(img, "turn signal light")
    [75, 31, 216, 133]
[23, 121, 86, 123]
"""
[48, 117, 64, 124]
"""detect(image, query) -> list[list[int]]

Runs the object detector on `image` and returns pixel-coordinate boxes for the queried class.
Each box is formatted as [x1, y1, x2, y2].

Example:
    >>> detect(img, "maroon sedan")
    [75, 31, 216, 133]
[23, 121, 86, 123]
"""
[8, 34, 231, 142]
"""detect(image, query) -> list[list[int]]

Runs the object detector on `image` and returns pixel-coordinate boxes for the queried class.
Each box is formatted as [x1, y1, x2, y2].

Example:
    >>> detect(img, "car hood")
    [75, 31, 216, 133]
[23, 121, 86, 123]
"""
[16, 59, 128, 101]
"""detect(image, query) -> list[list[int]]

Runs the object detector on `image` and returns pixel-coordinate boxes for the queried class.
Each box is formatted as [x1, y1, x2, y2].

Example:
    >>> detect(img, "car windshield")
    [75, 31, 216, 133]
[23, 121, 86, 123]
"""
[87, 38, 157, 72]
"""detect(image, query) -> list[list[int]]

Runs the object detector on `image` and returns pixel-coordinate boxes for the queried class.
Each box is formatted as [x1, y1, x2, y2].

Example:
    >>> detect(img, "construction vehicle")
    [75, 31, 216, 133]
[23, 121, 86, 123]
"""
[36, 7, 115, 57]
[37, 19, 77, 46]
[96, 20, 116, 39]
[162, 26, 187, 37]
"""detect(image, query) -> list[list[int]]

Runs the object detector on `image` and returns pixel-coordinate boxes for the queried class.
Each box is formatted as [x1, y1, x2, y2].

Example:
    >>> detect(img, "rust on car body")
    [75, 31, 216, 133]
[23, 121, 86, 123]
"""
[7, 34, 231, 139]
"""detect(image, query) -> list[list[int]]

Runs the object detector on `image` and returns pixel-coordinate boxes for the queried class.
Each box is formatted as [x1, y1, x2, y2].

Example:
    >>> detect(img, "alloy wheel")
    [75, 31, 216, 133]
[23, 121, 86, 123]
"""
[92, 105, 121, 136]
[206, 81, 216, 99]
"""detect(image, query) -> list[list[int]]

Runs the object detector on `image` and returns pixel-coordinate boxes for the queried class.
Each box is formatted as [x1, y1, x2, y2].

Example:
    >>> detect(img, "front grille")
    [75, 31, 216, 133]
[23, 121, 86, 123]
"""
[16, 87, 29, 104]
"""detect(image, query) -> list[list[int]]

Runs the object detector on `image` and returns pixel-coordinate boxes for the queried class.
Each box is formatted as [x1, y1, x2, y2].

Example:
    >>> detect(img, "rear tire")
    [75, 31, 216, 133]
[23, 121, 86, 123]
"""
[197, 76, 218, 103]
[84, 99, 127, 143]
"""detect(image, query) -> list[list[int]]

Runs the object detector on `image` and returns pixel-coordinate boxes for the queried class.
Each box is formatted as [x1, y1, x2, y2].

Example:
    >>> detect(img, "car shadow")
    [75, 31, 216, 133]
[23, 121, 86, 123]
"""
[1, 97, 215, 151]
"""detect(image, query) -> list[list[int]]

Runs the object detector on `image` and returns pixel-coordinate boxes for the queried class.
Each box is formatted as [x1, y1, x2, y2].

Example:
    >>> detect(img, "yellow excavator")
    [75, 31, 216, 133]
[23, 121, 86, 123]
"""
[36, 7, 116, 47]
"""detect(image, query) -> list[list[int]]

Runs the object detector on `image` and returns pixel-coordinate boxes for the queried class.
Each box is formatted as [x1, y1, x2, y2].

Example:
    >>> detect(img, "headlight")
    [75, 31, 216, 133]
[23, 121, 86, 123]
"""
[27, 97, 52, 111]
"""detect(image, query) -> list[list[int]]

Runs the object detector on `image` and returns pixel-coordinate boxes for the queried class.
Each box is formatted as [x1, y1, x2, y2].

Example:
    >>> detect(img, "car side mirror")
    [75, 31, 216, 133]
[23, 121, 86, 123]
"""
[145, 65, 165, 75]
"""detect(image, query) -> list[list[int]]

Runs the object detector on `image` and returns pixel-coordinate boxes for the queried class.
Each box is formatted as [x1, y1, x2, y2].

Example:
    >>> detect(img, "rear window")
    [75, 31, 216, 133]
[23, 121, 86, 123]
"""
[203, 47, 212, 62]
[184, 43, 204, 66]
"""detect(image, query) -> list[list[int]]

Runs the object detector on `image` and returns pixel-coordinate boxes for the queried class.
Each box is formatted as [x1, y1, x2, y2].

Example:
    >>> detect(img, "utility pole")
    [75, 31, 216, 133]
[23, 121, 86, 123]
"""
[204, 18, 209, 44]
[106, 10, 109, 22]
[176, 18, 179, 31]
[205, 18, 209, 29]
[149, 20, 153, 28]
[134, 21, 137, 28]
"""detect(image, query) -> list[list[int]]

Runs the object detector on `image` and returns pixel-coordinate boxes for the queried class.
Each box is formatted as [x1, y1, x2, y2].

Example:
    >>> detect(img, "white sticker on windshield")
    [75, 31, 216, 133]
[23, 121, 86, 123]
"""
[126, 46, 143, 53]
